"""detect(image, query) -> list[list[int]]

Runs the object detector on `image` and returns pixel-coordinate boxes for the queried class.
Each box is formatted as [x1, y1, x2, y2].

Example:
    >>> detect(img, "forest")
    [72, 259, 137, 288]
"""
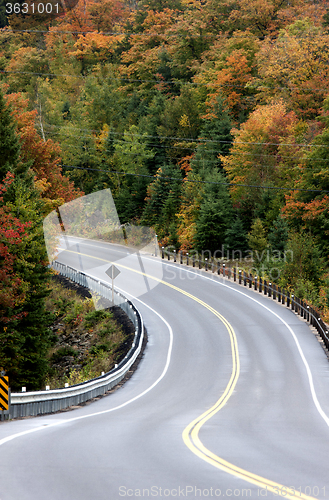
[1, 0, 329, 389]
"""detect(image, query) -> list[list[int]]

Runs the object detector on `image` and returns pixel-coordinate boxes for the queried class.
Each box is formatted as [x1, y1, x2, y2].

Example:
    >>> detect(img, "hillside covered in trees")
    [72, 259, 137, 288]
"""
[1, 0, 329, 387]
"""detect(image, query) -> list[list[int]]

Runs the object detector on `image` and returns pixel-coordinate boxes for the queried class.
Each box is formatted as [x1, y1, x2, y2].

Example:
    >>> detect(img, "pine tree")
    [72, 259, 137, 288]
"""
[0, 89, 55, 390]
[194, 172, 233, 253]
[192, 96, 232, 177]
[142, 163, 182, 239]
[247, 218, 268, 263]
[0, 2, 7, 28]
[6, 184, 55, 390]
[268, 216, 289, 257]
[0, 90, 21, 179]
[224, 217, 248, 257]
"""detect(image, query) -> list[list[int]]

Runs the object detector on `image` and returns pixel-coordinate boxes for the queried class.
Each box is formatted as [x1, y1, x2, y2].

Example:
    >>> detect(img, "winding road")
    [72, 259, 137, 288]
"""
[1, 237, 329, 500]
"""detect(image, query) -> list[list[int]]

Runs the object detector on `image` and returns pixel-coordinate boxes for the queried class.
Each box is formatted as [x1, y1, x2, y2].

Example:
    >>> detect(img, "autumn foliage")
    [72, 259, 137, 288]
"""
[0, 173, 30, 324]
[1, 0, 329, 368]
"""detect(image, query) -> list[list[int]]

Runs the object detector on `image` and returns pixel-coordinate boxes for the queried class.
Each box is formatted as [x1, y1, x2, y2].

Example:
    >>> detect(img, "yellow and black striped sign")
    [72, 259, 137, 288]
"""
[0, 376, 9, 411]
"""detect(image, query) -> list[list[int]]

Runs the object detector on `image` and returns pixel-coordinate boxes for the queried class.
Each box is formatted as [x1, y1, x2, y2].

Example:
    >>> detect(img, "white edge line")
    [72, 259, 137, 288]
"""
[55, 238, 329, 428]
[0, 293, 173, 447]
[159, 260, 329, 428]
[54, 239, 329, 428]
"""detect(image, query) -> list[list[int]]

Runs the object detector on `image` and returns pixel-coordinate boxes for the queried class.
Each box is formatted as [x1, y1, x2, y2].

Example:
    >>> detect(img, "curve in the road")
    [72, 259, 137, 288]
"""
[0, 299, 173, 446]
[55, 247, 324, 500]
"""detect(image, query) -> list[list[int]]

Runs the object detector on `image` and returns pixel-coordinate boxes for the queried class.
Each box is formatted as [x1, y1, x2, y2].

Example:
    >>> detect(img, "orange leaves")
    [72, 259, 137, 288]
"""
[120, 9, 174, 84]
[178, 154, 194, 173]
[70, 32, 124, 63]
[120, 6, 212, 86]
[195, 30, 259, 121]
[87, 0, 127, 32]
[204, 50, 254, 121]
[221, 101, 301, 209]
[49, 0, 127, 35]
[283, 193, 329, 222]
[5, 46, 48, 93]
[227, 0, 286, 37]
[4, 92, 81, 208]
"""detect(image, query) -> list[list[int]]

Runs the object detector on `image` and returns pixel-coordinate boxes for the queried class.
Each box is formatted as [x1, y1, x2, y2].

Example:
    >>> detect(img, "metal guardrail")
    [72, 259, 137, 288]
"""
[7, 261, 144, 419]
[161, 248, 329, 352]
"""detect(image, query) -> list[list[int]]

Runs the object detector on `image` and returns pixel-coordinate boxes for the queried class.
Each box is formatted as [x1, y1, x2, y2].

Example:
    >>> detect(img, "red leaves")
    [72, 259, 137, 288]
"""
[0, 173, 31, 323]
[283, 193, 329, 222]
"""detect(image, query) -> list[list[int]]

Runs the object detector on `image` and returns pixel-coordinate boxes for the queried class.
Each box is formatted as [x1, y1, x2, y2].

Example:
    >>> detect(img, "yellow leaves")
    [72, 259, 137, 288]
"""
[179, 114, 190, 128]
[95, 123, 110, 151]
[255, 20, 329, 118]
[70, 33, 123, 62]
[141, 8, 177, 34]
[35, 178, 51, 194]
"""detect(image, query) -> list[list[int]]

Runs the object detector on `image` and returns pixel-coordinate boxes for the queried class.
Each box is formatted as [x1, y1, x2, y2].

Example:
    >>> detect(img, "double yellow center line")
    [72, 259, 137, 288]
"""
[61, 248, 318, 500]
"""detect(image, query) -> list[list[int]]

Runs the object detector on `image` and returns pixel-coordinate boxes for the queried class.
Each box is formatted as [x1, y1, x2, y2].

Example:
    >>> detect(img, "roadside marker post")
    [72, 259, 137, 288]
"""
[0, 371, 10, 419]
[105, 265, 121, 304]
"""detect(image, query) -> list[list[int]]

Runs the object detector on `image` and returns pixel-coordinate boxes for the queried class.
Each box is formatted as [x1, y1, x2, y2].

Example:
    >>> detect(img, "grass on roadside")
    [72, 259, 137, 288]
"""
[44, 280, 129, 389]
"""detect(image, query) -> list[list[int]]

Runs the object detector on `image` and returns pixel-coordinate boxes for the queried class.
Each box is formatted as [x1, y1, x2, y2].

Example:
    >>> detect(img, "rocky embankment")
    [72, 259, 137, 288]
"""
[48, 274, 136, 384]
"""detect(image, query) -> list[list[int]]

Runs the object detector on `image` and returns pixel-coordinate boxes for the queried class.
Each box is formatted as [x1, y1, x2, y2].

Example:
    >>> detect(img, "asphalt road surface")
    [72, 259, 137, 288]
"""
[1, 237, 329, 500]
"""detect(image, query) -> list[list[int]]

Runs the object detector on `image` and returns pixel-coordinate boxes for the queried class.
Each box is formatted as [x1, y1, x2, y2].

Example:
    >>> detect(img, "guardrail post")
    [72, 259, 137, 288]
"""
[180, 251, 183, 264]
[205, 258, 208, 271]
[249, 273, 252, 288]
[186, 253, 189, 266]
[243, 271, 247, 286]
[199, 256, 201, 269]
[268, 283, 272, 298]
[273, 284, 276, 300]
[254, 276, 257, 291]
[217, 260, 220, 275]
[168, 248, 170, 260]
[282, 289, 285, 305]
[306, 305, 310, 322]
[173, 250, 176, 262]
[234, 267, 236, 281]
[223, 263, 225, 277]
[291, 294, 294, 311]
[264, 279, 267, 295]
[278, 286, 281, 303]
[192, 254, 195, 267]
[239, 269, 242, 284]
[312, 308, 316, 326]
[259, 277, 262, 293]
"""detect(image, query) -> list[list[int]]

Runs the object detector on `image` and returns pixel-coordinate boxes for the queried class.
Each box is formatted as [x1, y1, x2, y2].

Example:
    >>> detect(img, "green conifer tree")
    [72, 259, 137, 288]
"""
[0, 88, 55, 390]
[192, 96, 232, 177]
[247, 218, 268, 263]
[194, 172, 233, 253]
[0, 90, 21, 179]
